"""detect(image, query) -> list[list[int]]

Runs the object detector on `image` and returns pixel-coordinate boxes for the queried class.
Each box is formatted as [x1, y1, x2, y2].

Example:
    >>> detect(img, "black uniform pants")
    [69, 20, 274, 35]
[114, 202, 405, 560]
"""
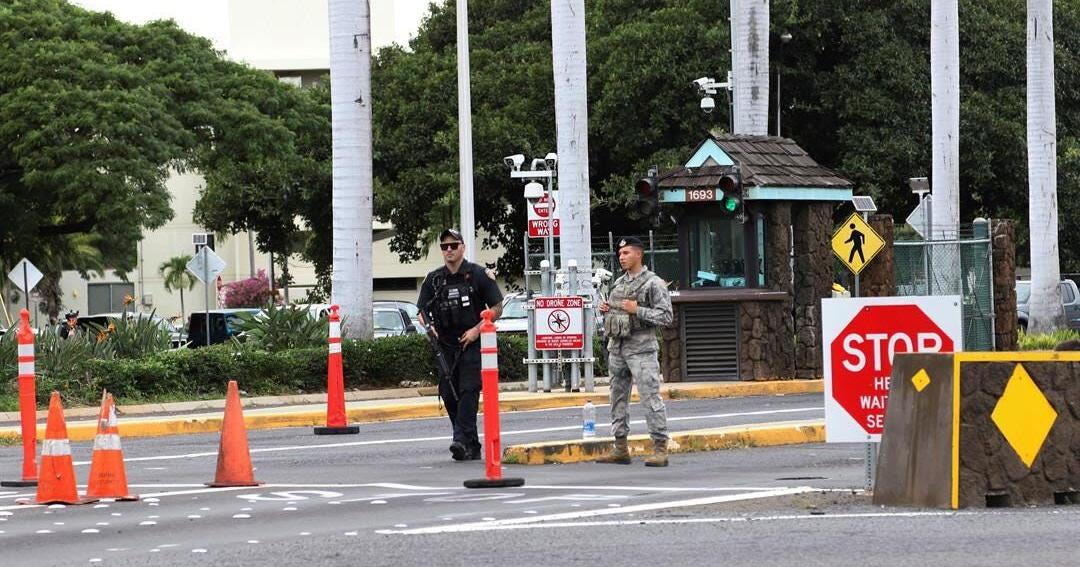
[438, 342, 482, 453]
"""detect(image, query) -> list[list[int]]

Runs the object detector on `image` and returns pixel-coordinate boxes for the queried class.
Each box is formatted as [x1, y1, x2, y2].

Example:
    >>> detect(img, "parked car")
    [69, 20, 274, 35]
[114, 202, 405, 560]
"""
[1016, 279, 1080, 331]
[494, 293, 529, 334]
[78, 312, 185, 348]
[373, 307, 420, 339]
[186, 309, 262, 347]
[374, 300, 423, 330]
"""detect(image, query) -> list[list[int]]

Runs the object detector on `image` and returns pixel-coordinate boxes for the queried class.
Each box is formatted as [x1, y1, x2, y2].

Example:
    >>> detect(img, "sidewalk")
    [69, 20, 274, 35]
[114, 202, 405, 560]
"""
[0, 380, 822, 443]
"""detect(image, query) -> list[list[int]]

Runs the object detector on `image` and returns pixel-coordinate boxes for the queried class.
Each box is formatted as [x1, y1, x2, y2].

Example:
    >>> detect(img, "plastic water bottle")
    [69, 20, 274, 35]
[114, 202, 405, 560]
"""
[582, 401, 597, 439]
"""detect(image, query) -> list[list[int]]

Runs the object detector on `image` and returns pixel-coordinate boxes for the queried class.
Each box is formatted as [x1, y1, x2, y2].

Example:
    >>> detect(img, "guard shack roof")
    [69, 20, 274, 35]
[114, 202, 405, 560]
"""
[659, 135, 853, 202]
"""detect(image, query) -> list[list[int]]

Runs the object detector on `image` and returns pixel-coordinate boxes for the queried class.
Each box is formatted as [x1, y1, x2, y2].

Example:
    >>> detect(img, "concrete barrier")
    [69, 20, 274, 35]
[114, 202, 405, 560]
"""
[875, 352, 1080, 509]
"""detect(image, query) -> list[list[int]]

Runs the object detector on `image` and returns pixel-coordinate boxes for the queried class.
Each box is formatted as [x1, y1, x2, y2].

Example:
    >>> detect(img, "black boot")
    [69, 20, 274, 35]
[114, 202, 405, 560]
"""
[449, 441, 468, 461]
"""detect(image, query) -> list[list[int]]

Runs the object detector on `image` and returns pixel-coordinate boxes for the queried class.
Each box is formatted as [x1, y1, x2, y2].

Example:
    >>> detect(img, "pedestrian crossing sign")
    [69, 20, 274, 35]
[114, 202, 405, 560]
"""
[831, 213, 885, 275]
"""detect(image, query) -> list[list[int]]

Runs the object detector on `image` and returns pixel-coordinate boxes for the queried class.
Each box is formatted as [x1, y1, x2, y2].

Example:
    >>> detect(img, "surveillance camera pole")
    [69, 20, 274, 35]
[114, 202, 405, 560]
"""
[457, 0, 476, 253]
[696, 71, 734, 131]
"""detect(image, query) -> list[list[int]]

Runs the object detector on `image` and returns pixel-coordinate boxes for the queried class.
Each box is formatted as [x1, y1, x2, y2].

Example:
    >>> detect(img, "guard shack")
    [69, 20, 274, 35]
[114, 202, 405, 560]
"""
[656, 135, 853, 382]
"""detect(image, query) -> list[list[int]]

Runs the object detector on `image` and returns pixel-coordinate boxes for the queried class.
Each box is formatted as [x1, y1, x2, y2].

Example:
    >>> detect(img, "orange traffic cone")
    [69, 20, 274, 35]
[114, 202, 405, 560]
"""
[86, 393, 138, 501]
[34, 392, 97, 505]
[207, 381, 262, 487]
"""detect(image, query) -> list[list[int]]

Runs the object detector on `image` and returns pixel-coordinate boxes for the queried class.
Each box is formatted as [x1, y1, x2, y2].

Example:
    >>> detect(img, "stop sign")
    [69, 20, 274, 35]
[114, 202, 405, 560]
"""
[822, 297, 962, 442]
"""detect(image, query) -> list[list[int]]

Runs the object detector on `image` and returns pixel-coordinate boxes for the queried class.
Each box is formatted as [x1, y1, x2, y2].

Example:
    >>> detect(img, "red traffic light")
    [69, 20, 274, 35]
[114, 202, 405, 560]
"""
[636, 177, 657, 198]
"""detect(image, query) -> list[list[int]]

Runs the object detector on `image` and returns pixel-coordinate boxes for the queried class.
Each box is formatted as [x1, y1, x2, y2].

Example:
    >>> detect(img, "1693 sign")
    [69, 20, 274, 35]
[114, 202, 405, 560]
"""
[686, 189, 715, 202]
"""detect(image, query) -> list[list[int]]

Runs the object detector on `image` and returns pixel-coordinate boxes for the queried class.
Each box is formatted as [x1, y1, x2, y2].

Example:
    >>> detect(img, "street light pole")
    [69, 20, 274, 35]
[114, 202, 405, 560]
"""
[456, 0, 476, 254]
[777, 32, 792, 137]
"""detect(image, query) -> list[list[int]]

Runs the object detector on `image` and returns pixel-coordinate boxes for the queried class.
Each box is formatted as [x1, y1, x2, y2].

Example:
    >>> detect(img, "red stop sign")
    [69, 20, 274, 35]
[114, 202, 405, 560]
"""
[830, 304, 954, 435]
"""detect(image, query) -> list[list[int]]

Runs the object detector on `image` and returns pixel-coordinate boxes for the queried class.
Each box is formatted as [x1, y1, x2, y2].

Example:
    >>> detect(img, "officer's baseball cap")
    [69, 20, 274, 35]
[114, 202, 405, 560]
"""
[617, 236, 645, 251]
[439, 228, 464, 242]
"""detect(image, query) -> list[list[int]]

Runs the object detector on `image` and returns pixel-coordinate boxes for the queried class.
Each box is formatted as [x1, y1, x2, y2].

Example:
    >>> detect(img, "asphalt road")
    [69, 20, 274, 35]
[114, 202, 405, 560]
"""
[1, 393, 1076, 566]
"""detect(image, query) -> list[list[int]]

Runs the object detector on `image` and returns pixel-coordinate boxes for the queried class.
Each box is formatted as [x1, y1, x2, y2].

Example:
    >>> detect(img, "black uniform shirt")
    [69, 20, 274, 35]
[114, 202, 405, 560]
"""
[417, 261, 503, 343]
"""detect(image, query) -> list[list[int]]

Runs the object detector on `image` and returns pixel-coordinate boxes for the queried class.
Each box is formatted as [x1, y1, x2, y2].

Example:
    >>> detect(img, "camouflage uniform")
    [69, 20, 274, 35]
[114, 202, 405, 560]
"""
[605, 267, 672, 443]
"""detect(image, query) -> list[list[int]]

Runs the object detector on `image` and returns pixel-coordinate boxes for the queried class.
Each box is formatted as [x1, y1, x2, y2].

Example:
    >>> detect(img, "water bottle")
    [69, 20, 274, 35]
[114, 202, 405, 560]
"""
[582, 401, 597, 439]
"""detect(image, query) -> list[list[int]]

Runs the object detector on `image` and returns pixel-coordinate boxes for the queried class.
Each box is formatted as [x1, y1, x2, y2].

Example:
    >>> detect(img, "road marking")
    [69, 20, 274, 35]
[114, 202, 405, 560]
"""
[63, 407, 821, 466]
[378, 487, 814, 535]
[237, 490, 344, 502]
[503, 494, 628, 504]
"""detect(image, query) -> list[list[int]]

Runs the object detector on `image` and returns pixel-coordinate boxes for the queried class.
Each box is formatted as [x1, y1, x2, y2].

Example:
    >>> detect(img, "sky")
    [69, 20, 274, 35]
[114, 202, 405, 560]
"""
[71, 0, 435, 52]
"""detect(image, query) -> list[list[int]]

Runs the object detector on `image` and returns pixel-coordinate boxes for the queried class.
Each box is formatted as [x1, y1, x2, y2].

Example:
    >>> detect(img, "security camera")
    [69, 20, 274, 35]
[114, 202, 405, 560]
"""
[701, 96, 716, 113]
[693, 77, 712, 90]
[531, 158, 547, 171]
[544, 152, 558, 169]
[504, 154, 525, 171]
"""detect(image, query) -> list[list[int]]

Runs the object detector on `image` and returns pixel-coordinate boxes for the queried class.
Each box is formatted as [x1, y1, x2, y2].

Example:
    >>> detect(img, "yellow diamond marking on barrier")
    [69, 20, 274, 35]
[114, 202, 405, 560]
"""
[911, 369, 931, 393]
[990, 364, 1058, 468]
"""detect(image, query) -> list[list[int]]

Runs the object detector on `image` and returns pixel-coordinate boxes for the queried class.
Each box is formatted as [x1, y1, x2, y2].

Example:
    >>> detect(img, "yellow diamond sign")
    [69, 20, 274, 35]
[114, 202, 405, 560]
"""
[831, 213, 886, 275]
[911, 369, 931, 393]
[990, 364, 1058, 468]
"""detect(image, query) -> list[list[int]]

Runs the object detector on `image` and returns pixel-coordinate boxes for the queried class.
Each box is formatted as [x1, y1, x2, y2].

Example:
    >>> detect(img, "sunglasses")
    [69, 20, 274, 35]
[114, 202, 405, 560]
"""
[439, 242, 462, 251]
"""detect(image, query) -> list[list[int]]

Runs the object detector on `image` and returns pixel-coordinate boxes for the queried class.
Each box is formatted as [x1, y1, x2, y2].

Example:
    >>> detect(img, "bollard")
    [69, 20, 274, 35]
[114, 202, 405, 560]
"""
[314, 305, 359, 435]
[3, 309, 38, 487]
[465, 310, 525, 489]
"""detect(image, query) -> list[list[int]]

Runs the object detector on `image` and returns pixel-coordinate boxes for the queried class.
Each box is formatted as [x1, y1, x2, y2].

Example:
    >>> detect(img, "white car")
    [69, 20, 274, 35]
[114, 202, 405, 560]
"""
[373, 307, 420, 339]
[494, 293, 529, 334]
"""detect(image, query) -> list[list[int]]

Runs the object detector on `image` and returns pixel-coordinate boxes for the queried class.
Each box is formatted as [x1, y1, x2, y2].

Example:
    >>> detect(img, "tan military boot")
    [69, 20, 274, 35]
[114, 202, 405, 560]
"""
[596, 437, 631, 464]
[644, 439, 669, 467]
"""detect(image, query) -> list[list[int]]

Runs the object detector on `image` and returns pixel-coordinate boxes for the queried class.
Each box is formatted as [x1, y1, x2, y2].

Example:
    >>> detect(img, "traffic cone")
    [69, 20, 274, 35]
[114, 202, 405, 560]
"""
[2, 309, 38, 487]
[465, 310, 524, 489]
[34, 392, 97, 505]
[86, 392, 138, 501]
[314, 305, 359, 435]
[207, 381, 262, 487]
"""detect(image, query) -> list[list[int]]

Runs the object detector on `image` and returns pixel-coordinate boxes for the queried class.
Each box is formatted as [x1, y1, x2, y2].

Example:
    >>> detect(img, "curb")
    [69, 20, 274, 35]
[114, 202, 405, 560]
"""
[0, 380, 823, 443]
[501, 420, 826, 465]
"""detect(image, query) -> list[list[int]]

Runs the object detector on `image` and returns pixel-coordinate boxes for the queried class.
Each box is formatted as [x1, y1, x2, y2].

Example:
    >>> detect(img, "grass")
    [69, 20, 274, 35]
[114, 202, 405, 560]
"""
[1017, 329, 1080, 351]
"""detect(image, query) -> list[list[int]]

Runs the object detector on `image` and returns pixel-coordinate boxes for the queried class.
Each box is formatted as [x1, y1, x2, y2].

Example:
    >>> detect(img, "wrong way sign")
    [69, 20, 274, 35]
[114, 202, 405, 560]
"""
[822, 296, 962, 443]
[527, 193, 560, 238]
[533, 296, 583, 350]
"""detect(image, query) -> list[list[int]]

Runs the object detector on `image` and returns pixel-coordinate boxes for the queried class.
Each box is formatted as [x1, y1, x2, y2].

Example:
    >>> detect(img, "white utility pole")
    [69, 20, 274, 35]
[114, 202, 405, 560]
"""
[730, 0, 770, 135]
[551, 0, 592, 270]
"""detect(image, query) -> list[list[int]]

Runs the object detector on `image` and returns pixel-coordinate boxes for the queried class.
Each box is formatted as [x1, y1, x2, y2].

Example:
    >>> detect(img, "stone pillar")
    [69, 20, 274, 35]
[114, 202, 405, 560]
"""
[860, 214, 895, 297]
[661, 305, 683, 382]
[739, 301, 794, 380]
[992, 220, 1018, 351]
[793, 202, 835, 378]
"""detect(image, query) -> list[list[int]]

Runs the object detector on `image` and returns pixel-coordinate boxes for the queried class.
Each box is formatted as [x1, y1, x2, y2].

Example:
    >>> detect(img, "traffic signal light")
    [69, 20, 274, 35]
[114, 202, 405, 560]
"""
[718, 169, 742, 215]
[635, 175, 659, 217]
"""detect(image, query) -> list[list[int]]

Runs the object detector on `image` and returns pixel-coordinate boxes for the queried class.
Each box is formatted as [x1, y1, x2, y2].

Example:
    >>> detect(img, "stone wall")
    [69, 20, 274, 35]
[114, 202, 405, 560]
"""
[859, 214, 895, 297]
[738, 300, 794, 380]
[958, 361, 1079, 507]
[793, 202, 835, 378]
[992, 220, 1018, 351]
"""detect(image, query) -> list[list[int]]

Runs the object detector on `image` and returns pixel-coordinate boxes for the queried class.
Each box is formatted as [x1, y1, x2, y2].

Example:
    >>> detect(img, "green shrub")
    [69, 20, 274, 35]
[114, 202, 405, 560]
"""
[231, 305, 328, 351]
[1018, 329, 1080, 351]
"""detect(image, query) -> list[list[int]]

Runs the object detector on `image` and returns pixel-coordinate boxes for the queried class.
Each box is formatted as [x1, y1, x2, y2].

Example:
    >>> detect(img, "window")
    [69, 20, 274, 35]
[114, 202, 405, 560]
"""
[689, 218, 746, 288]
[87, 283, 135, 315]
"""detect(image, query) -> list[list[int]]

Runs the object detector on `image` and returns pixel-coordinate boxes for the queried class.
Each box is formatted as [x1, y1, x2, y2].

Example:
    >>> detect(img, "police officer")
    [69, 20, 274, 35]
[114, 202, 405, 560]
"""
[597, 237, 673, 466]
[417, 228, 503, 461]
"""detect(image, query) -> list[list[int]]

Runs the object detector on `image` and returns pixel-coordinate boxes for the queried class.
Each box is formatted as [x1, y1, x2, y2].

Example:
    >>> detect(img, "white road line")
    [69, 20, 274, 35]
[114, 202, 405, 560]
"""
[378, 487, 815, 534]
[379, 510, 970, 534]
[66, 406, 820, 466]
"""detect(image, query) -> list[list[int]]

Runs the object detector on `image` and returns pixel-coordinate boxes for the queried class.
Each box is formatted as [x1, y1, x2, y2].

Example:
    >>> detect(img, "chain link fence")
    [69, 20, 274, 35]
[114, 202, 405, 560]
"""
[894, 222, 994, 351]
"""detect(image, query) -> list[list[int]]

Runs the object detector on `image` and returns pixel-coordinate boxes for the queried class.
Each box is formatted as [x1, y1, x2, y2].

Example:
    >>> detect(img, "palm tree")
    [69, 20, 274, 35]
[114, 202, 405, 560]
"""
[550, 0, 593, 269]
[730, 0, 769, 135]
[328, 0, 374, 339]
[930, 0, 960, 243]
[159, 255, 196, 323]
[1026, 0, 1064, 332]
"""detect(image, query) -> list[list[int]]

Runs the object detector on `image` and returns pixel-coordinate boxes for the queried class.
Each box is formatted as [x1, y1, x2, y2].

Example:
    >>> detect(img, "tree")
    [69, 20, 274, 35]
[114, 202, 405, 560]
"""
[159, 255, 196, 322]
[0, 0, 333, 306]
[328, 0, 375, 338]
[1026, 0, 1064, 332]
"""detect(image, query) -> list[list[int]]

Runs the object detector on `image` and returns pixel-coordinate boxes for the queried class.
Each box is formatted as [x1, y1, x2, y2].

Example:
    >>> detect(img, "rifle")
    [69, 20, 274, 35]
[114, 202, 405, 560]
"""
[424, 326, 459, 402]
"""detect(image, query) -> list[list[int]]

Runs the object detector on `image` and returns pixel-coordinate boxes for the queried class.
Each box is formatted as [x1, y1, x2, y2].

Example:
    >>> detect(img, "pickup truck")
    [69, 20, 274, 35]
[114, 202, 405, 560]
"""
[1016, 279, 1080, 331]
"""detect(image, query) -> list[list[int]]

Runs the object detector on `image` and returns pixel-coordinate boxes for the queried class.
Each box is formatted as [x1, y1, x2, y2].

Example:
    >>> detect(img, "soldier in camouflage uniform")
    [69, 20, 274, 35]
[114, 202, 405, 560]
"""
[597, 237, 673, 467]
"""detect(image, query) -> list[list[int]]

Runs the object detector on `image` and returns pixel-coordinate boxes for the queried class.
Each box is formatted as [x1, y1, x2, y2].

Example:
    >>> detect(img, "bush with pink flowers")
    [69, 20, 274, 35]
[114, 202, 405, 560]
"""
[222, 270, 276, 308]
